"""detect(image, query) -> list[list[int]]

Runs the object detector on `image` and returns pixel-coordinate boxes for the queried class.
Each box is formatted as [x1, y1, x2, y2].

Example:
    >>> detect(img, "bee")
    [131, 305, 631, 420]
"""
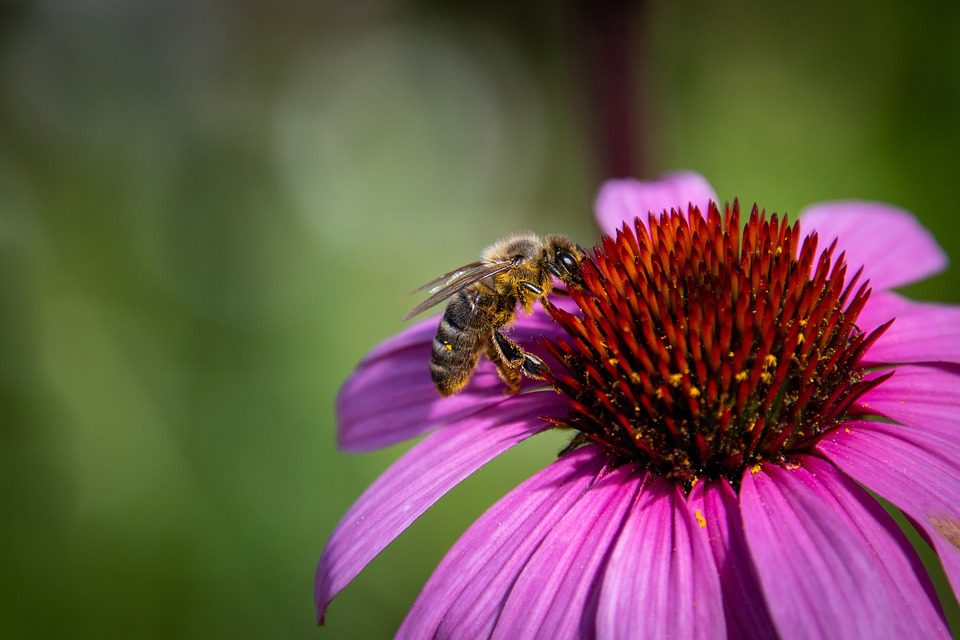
[407, 232, 586, 396]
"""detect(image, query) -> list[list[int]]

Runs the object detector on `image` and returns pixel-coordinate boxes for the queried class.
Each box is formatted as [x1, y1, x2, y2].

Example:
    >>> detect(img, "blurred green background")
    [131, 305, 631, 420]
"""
[2, 0, 958, 637]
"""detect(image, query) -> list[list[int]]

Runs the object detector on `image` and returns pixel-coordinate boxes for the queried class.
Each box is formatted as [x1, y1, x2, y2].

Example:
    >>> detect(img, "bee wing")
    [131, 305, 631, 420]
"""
[412, 261, 486, 293]
[405, 260, 514, 320]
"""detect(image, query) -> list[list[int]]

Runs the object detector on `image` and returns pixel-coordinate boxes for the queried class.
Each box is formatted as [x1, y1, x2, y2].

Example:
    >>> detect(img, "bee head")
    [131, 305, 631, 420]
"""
[544, 235, 585, 287]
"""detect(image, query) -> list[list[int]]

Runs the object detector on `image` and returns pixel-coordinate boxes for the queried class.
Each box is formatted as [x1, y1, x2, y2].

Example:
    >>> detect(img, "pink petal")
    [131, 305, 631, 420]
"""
[316, 392, 564, 622]
[594, 171, 718, 236]
[397, 446, 609, 639]
[817, 422, 960, 603]
[857, 364, 960, 443]
[689, 480, 778, 638]
[597, 477, 725, 639]
[856, 292, 960, 366]
[337, 308, 567, 452]
[490, 465, 645, 640]
[741, 459, 948, 639]
[801, 456, 946, 631]
[799, 201, 948, 291]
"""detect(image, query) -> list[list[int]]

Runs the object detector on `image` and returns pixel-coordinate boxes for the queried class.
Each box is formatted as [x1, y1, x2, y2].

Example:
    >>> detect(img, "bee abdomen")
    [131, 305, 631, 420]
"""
[430, 291, 483, 396]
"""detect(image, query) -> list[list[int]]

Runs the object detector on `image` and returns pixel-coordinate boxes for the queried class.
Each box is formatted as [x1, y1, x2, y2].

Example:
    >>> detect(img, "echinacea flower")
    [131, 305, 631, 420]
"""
[316, 171, 960, 638]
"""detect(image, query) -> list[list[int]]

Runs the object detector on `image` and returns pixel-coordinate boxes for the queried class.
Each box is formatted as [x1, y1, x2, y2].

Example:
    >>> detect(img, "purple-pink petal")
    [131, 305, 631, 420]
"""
[594, 171, 718, 236]
[817, 422, 960, 603]
[801, 456, 946, 632]
[856, 292, 960, 367]
[398, 446, 609, 639]
[596, 477, 725, 639]
[857, 364, 960, 444]
[337, 309, 567, 452]
[490, 464, 644, 640]
[740, 460, 948, 639]
[689, 480, 777, 638]
[798, 200, 948, 291]
[316, 392, 565, 622]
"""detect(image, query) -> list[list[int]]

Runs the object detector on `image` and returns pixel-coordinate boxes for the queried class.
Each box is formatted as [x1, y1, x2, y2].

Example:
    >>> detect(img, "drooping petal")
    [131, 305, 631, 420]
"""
[817, 422, 960, 603]
[688, 480, 777, 638]
[798, 201, 947, 291]
[855, 292, 960, 366]
[594, 171, 718, 236]
[596, 477, 725, 640]
[489, 464, 644, 640]
[397, 446, 609, 640]
[856, 363, 960, 443]
[337, 309, 567, 451]
[316, 392, 565, 621]
[740, 460, 948, 639]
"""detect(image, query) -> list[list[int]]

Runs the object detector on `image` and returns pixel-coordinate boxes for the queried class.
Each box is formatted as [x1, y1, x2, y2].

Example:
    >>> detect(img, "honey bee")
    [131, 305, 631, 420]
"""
[407, 232, 586, 396]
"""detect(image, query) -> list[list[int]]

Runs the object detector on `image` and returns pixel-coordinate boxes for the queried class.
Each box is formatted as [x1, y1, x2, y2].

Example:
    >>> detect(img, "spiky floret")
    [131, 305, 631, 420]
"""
[541, 201, 892, 488]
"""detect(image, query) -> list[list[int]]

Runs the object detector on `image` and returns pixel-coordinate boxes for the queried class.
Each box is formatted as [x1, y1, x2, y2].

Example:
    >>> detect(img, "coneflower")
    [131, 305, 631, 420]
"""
[317, 172, 958, 639]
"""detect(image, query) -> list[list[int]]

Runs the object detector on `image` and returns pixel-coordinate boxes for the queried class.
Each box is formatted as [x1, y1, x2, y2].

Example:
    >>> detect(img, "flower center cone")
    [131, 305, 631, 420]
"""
[541, 201, 892, 489]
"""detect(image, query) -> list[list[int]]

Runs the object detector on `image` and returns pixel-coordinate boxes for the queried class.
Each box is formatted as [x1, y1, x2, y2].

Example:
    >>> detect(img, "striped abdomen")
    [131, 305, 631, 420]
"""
[431, 289, 486, 396]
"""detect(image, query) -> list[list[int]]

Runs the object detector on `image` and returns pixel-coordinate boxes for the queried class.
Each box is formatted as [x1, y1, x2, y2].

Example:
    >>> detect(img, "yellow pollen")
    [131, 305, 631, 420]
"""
[669, 373, 683, 387]
[444, 342, 453, 351]
[797, 333, 805, 344]
[629, 372, 642, 384]
[799, 319, 808, 327]
[760, 372, 773, 384]
[689, 386, 701, 398]
[764, 355, 777, 367]
[751, 463, 763, 475]
[695, 508, 707, 529]
[608, 358, 619, 366]
[735, 371, 748, 382]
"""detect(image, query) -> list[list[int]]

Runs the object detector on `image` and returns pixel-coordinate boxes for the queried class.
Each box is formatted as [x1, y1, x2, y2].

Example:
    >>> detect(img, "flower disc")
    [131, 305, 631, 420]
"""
[542, 201, 891, 487]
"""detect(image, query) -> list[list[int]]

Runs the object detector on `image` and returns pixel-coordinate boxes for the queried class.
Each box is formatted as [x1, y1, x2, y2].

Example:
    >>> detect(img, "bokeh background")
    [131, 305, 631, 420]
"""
[2, 0, 958, 637]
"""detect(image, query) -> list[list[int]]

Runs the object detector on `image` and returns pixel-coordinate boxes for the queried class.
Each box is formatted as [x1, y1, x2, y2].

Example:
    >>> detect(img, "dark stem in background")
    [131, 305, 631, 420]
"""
[576, 0, 645, 179]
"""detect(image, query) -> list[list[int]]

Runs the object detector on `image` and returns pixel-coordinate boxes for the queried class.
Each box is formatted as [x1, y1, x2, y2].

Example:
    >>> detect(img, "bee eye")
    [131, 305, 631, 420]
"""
[557, 251, 579, 273]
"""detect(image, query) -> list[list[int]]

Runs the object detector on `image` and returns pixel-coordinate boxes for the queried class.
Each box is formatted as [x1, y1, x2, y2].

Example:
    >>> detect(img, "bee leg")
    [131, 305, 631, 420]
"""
[491, 328, 525, 365]
[517, 281, 544, 295]
[491, 329, 549, 388]
[486, 334, 522, 394]
[520, 352, 548, 379]
[515, 280, 545, 308]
